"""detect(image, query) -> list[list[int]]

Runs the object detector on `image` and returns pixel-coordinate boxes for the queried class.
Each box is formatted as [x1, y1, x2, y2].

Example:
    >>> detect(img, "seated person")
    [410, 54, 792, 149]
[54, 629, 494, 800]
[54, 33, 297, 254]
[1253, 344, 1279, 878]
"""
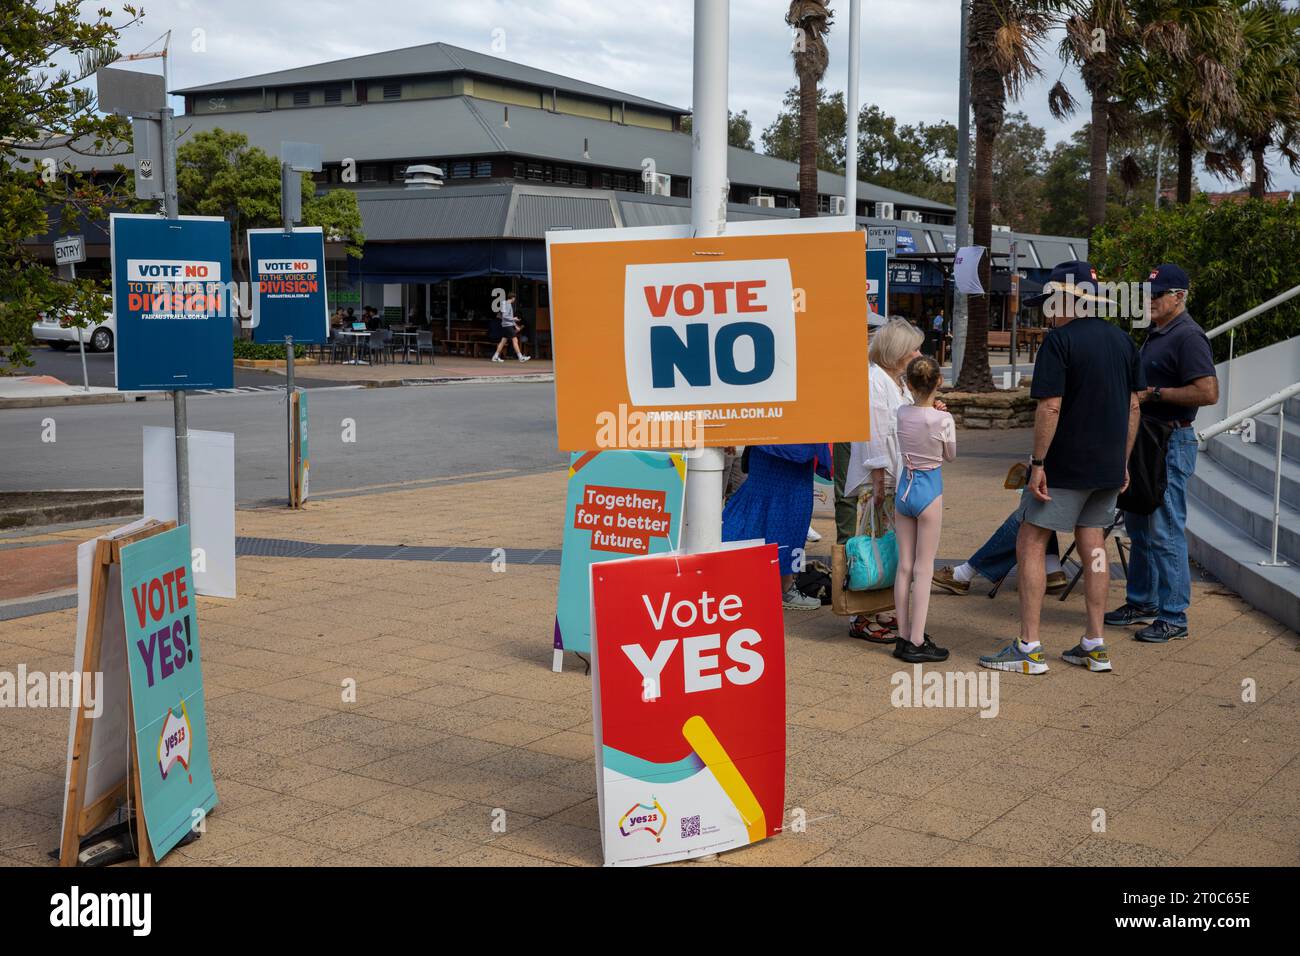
[932, 466, 1067, 595]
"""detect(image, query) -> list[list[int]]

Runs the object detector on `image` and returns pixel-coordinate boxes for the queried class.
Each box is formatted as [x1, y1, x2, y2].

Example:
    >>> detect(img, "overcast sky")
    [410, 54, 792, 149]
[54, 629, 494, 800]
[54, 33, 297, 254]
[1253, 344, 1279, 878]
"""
[106, 0, 1298, 191]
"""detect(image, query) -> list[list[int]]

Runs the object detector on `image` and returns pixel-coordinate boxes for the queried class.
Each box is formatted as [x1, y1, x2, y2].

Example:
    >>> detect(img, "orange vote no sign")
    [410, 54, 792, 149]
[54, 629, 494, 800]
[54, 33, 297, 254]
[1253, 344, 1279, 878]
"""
[547, 228, 873, 450]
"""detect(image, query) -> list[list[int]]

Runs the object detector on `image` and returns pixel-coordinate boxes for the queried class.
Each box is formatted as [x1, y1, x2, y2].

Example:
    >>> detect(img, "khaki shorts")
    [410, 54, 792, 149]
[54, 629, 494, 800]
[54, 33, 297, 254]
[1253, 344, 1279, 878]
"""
[1023, 486, 1119, 533]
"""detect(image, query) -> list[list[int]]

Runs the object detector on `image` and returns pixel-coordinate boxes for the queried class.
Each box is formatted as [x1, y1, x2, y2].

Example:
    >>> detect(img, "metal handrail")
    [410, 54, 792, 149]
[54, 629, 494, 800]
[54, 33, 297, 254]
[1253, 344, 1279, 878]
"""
[1197, 382, 1300, 441]
[1207, 283, 1300, 339]
[1206, 283, 1300, 421]
[1197, 380, 1299, 568]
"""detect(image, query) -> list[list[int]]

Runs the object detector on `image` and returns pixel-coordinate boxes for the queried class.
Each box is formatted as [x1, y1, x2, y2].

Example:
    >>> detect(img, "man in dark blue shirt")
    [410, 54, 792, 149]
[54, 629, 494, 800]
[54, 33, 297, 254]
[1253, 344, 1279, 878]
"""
[1106, 264, 1219, 642]
[981, 261, 1144, 677]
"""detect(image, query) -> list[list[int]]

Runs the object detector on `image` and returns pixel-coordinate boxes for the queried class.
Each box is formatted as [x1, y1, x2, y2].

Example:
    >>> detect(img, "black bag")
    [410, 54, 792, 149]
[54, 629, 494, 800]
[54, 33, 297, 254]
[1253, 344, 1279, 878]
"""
[1117, 416, 1174, 516]
[795, 560, 834, 605]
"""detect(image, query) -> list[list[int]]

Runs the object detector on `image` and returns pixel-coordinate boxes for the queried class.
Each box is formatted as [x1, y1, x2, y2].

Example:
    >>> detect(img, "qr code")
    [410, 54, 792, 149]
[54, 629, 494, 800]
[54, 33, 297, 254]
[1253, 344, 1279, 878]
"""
[681, 815, 701, 839]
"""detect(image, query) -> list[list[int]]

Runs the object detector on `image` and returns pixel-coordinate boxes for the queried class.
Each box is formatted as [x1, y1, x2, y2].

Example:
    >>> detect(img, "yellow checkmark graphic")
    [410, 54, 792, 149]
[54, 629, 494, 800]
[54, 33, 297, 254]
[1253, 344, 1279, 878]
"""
[681, 715, 766, 843]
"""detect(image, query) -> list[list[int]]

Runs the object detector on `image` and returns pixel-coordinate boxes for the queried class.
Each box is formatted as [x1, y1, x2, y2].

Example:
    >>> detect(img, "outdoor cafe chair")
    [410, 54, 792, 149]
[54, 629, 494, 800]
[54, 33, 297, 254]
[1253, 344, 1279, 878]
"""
[415, 330, 435, 365]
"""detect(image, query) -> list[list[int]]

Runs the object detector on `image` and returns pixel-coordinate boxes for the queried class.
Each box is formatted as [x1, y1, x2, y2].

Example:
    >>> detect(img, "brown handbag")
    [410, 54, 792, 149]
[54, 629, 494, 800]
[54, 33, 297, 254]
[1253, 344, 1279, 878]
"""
[830, 498, 896, 617]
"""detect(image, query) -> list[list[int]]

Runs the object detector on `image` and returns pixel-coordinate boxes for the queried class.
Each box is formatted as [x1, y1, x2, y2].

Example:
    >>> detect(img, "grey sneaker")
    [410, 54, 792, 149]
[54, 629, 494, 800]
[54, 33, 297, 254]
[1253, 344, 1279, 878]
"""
[1062, 640, 1113, 672]
[782, 587, 820, 610]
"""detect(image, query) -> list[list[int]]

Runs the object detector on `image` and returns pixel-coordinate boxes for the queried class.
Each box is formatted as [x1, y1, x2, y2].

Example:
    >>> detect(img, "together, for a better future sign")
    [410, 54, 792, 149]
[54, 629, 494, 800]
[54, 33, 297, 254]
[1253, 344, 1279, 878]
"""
[119, 524, 218, 859]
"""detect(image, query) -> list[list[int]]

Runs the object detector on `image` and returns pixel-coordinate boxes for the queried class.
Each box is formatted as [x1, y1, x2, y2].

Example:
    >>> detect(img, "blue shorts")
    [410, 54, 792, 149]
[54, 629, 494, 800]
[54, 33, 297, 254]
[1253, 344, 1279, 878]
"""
[896, 467, 943, 518]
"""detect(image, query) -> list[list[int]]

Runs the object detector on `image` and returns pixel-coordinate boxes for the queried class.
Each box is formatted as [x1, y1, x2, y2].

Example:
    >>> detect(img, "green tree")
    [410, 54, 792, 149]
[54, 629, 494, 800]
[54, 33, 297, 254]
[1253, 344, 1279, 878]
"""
[1207, 0, 1300, 198]
[961, 0, 1058, 392]
[1122, 0, 1244, 203]
[857, 104, 958, 203]
[760, 86, 848, 171]
[175, 129, 364, 286]
[1, 0, 141, 371]
[680, 110, 755, 150]
[1050, 1, 1142, 229]
[1091, 195, 1300, 359]
[787, 0, 835, 217]
[990, 112, 1048, 232]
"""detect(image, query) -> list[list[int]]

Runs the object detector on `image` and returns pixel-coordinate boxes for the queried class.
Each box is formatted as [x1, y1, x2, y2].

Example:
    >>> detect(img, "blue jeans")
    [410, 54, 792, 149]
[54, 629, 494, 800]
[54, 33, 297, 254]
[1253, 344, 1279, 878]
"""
[969, 497, 1060, 582]
[1124, 426, 1198, 627]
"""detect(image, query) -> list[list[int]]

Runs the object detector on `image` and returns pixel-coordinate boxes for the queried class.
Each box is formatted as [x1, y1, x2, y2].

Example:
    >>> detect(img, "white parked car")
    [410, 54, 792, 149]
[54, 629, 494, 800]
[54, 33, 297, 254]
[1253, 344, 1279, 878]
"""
[32, 309, 115, 353]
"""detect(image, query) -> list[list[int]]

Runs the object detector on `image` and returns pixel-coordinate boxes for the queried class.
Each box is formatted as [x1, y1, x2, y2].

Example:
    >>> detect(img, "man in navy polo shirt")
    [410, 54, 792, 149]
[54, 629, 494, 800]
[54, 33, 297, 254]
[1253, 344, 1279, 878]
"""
[1106, 264, 1219, 642]
[980, 261, 1145, 676]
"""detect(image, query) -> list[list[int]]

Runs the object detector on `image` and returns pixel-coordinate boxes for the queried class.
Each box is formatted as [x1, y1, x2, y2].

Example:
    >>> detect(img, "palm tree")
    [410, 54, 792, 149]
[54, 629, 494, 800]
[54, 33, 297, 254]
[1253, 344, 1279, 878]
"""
[1122, 0, 1244, 203]
[958, 0, 1057, 393]
[1049, 1, 1140, 230]
[786, 1, 834, 217]
[1206, 0, 1300, 198]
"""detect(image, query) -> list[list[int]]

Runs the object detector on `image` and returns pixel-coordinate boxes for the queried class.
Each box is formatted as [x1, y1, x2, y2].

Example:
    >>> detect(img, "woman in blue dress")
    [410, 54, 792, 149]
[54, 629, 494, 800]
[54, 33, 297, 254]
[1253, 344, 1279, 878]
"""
[722, 443, 832, 609]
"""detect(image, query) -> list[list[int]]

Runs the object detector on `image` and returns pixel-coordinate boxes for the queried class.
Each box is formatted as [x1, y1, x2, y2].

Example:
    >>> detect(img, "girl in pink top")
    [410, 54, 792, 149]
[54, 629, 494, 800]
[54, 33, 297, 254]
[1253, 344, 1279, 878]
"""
[892, 356, 956, 663]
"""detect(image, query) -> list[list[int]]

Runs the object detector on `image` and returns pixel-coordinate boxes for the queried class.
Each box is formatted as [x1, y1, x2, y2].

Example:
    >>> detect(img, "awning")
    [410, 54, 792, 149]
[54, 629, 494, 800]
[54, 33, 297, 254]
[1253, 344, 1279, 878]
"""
[347, 239, 548, 283]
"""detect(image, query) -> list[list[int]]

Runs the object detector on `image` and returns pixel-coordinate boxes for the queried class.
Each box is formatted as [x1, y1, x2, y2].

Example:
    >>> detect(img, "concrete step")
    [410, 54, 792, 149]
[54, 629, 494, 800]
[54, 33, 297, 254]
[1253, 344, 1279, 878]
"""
[1188, 454, 1300, 562]
[1186, 495, 1300, 634]
[1206, 431, 1300, 510]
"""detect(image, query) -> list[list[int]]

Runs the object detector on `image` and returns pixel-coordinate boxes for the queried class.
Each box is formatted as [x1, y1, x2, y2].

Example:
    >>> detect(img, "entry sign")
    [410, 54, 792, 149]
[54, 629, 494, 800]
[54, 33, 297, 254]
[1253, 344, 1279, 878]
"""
[548, 230, 870, 449]
[111, 214, 234, 390]
[248, 227, 329, 344]
[119, 524, 218, 858]
[590, 542, 785, 866]
[54, 235, 85, 266]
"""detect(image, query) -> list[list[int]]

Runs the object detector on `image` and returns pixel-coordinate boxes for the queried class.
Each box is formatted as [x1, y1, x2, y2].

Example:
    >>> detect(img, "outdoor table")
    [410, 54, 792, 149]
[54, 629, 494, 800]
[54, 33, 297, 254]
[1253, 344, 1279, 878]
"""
[340, 330, 371, 365]
[391, 330, 419, 363]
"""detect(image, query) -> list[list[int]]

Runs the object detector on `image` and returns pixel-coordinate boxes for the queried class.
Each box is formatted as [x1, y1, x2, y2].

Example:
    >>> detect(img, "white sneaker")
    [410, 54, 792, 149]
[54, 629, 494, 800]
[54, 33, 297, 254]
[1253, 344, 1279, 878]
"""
[782, 587, 821, 610]
[806, 525, 822, 542]
[491, 355, 504, 362]
[519, 355, 531, 362]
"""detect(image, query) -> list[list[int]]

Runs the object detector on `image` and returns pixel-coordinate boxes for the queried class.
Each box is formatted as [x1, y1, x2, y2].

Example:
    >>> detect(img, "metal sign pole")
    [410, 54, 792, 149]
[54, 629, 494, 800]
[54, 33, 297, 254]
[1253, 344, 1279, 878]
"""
[159, 103, 190, 529]
[1008, 239, 1018, 385]
[69, 260, 91, 393]
[682, 0, 729, 555]
[283, 170, 297, 509]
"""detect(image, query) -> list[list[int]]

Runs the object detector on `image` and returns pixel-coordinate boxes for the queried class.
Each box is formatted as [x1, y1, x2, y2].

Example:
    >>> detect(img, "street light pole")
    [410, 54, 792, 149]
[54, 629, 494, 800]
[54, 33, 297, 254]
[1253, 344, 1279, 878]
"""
[682, 0, 729, 555]
[160, 101, 190, 529]
[951, 0, 972, 384]
[844, 0, 861, 221]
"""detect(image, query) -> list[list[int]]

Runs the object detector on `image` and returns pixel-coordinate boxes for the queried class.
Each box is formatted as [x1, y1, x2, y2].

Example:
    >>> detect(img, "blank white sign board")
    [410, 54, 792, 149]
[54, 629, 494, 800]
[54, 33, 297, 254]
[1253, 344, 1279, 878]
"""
[142, 426, 236, 598]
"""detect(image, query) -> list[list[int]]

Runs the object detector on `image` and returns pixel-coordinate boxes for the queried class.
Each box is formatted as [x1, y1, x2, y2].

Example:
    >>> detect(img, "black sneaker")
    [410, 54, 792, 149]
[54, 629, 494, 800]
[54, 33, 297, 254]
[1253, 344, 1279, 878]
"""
[1135, 620, 1189, 643]
[893, 635, 949, 663]
[1104, 602, 1158, 627]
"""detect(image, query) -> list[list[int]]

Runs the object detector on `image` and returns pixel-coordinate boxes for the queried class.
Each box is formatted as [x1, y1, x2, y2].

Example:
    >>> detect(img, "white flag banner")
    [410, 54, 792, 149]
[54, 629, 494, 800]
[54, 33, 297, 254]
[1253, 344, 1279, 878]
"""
[954, 245, 986, 295]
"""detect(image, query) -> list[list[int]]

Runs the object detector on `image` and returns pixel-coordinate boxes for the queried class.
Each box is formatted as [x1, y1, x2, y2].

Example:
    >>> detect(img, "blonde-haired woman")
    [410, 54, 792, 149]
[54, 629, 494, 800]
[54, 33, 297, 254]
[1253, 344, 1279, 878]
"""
[844, 318, 930, 642]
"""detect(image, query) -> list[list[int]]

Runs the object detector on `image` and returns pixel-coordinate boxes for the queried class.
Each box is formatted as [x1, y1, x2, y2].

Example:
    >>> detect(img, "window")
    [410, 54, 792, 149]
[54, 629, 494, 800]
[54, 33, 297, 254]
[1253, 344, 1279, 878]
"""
[474, 160, 492, 178]
[324, 87, 342, 104]
[613, 174, 629, 192]
[555, 166, 570, 185]
[450, 161, 471, 179]
[360, 165, 379, 183]
[526, 162, 543, 181]
[513, 161, 525, 178]
[600, 172, 612, 189]
[383, 82, 401, 100]
[292, 90, 309, 106]
[572, 168, 588, 187]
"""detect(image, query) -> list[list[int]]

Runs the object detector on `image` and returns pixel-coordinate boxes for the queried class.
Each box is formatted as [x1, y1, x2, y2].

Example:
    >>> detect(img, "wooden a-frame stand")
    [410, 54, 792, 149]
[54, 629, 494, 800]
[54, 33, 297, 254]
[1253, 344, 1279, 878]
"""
[59, 519, 174, 867]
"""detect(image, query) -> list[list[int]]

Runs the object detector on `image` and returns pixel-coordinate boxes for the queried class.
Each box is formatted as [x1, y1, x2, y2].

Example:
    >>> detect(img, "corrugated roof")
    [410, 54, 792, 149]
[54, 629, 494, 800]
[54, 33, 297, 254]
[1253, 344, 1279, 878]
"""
[618, 193, 800, 226]
[508, 190, 618, 237]
[356, 185, 512, 240]
[18, 95, 955, 214]
[172, 41, 687, 114]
